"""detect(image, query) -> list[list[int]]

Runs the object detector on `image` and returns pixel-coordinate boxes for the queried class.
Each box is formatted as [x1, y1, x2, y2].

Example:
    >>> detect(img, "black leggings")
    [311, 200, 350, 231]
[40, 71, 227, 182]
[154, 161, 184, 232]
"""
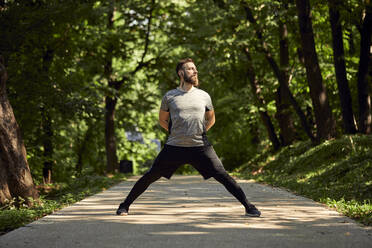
[121, 170, 252, 211]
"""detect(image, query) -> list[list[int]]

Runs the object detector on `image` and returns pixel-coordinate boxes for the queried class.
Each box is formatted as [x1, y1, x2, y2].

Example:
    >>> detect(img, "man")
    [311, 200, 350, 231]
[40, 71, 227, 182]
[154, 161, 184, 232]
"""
[116, 58, 261, 217]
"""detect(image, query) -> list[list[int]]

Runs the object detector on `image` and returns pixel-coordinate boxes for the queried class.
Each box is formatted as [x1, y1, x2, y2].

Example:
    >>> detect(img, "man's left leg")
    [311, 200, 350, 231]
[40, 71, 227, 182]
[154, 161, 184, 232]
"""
[212, 171, 261, 217]
[116, 171, 162, 215]
[191, 146, 261, 217]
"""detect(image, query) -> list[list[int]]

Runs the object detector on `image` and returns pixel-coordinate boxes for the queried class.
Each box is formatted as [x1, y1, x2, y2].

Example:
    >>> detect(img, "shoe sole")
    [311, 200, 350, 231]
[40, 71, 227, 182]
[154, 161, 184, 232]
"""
[117, 213, 128, 216]
[245, 213, 260, 217]
[116, 211, 128, 216]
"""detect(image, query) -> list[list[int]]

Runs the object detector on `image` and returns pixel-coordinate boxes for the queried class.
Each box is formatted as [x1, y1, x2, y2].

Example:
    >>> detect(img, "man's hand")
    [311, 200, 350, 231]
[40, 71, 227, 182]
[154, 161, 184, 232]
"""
[205, 110, 215, 131]
[159, 109, 170, 131]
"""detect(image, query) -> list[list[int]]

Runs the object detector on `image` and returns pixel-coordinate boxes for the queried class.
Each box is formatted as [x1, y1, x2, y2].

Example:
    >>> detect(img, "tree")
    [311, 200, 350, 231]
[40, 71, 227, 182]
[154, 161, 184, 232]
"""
[240, 1, 295, 146]
[0, 0, 100, 183]
[275, 1, 296, 145]
[0, 56, 39, 205]
[244, 48, 281, 150]
[356, 1, 372, 134]
[328, 0, 357, 134]
[1, 0, 163, 181]
[239, 1, 316, 145]
[101, 0, 156, 173]
[2, 0, 371, 179]
[296, 0, 336, 141]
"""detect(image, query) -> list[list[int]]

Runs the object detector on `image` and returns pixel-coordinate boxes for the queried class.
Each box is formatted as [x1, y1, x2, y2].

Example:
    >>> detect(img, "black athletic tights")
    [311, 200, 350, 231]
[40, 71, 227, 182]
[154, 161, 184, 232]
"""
[121, 171, 252, 211]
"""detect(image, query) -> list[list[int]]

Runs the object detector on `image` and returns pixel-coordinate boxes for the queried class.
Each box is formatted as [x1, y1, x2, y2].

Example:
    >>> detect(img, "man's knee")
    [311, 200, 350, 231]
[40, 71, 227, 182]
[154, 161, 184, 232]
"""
[213, 171, 236, 183]
[141, 170, 161, 183]
[213, 169, 228, 178]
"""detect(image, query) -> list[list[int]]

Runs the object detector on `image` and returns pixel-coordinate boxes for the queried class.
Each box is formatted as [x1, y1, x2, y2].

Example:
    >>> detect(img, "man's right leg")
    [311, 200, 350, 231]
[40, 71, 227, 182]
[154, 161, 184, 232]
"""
[117, 145, 184, 215]
[117, 171, 161, 215]
[213, 171, 261, 217]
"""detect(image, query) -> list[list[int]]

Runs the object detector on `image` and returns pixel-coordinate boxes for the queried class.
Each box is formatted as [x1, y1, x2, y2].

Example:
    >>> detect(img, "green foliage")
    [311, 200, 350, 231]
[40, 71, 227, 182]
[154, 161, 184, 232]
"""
[1, 0, 165, 182]
[1, 0, 371, 222]
[236, 135, 372, 225]
[0, 174, 128, 235]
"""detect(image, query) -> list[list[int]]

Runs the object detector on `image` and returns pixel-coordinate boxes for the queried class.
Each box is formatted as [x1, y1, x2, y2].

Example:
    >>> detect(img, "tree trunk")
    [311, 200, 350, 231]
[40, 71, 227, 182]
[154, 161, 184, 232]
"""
[244, 49, 281, 150]
[0, 57, 39, 205]
[105, 94, 118, 173]
[357, 4, 372, 134]
[276, 11, 296, 145]
[104, 2, 118, 173]
[40, 48, 54, 183]
[328, 0, 357, 134]
[75, 120, 94, 175]
[41, 107, 53, 184]
[296, 0, 336, 141]
[288, 89, 316, 142]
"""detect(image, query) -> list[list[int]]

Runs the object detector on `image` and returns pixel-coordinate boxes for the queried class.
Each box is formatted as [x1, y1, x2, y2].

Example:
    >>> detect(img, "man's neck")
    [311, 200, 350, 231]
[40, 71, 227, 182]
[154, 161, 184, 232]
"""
[179, 81, 193, 92]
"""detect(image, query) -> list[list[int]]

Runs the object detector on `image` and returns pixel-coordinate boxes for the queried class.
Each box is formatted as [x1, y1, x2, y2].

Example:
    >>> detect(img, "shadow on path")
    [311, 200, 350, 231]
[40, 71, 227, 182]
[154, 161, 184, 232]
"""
[0, 176, 371, 248]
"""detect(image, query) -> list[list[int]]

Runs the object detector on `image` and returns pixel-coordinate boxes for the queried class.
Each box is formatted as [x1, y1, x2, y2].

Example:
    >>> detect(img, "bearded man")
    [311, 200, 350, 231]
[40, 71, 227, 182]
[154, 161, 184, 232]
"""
[116, 58, 261, 217]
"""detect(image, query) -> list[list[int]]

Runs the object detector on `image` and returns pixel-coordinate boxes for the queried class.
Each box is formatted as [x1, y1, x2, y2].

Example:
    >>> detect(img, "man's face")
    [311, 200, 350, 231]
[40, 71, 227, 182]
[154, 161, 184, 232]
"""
[181, 62, 198, 86]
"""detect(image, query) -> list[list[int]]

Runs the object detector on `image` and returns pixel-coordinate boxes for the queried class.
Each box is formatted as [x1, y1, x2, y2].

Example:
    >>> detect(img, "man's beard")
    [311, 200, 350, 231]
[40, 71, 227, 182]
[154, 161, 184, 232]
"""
[184, 74, 199, 86]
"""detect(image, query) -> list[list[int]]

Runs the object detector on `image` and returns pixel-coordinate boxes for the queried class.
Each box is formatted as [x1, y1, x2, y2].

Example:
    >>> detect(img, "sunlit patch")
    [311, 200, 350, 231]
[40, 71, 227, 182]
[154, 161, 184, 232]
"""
[148, 231, 208, 235]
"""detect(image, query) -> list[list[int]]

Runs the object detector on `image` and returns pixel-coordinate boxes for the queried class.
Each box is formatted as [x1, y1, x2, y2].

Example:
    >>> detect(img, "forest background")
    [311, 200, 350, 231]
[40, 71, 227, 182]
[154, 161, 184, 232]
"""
[0, 0, 371, 227]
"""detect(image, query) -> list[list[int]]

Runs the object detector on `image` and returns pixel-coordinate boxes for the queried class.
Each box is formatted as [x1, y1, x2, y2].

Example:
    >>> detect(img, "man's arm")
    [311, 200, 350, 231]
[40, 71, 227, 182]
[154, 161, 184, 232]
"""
[159, 109, 170, 131]
[205, 110, 215, 131]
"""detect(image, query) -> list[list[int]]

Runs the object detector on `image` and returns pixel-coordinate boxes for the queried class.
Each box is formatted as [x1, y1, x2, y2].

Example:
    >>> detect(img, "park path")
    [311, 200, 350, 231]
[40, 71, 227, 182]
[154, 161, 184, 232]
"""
[0, 175, 371, 248]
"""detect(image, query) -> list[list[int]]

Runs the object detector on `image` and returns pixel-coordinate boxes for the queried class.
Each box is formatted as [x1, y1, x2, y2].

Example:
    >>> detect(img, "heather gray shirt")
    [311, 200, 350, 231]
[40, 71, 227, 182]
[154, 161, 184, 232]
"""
[160, 87, 214, 147]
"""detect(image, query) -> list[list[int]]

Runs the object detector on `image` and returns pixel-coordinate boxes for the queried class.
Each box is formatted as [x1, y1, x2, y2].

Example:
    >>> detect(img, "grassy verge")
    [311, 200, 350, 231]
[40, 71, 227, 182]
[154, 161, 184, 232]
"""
[0, 173, 129, 235]
[234, 134, 372, 226]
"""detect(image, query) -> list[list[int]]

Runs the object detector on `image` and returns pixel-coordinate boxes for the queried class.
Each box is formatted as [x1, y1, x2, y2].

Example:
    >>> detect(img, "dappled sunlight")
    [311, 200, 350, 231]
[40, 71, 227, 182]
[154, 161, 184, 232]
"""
[1, 176, 370, 248]
[40, 176, 364, 233]
[148, 231, 209, 235]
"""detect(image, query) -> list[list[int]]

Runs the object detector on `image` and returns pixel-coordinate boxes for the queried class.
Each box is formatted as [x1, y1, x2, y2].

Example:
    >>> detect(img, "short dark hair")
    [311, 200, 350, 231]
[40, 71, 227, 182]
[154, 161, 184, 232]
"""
[176, 58, 194, 77]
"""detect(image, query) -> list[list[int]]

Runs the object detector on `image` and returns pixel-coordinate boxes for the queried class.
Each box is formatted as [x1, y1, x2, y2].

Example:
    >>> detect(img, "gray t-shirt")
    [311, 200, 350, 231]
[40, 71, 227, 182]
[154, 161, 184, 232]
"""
[160, 87, 214, 147]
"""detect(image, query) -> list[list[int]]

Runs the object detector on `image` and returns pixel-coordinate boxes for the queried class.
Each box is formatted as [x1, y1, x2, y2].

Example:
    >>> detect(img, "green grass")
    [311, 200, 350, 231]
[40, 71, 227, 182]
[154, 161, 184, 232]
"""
[0, 173, 129, 235]
[235, 134, 372, 226]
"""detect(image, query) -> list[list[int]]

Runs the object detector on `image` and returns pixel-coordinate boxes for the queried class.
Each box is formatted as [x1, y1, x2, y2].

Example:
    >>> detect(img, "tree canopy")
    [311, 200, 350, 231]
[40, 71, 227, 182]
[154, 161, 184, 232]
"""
[0, 0, 371, 203]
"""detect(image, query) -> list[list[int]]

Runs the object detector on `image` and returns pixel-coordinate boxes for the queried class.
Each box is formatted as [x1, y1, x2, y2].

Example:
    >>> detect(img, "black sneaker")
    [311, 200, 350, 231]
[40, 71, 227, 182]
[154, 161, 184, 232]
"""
[116, 203, 129, 216]
[245, 205, 261, 217]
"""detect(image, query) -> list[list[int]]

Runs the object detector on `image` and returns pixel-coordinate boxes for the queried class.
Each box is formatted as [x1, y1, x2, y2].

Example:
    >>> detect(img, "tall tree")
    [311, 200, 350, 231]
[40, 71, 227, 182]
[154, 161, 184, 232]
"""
[296, 0, 336, 141]
[0, 0, 100, 182]
[276, 1, 296, 145]
[104, 1, 120, 173]
[102, 0, 156, 173]
[240, 1, 319, 144]
[244, 49, 281, 150]
[40, 48, 55, 184]
[213, 1, 315, 143]
[241, 1, 296, 146]
[328, 0, 357, 134]
[41, 106, 53, 184]
[0, 57, 39, 205]
[356, 1, 372, 134]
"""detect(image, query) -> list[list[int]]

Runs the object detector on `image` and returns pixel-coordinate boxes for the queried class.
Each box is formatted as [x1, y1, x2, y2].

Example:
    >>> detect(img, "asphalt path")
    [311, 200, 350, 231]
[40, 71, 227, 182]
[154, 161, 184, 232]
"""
[0, 175, 371, 248]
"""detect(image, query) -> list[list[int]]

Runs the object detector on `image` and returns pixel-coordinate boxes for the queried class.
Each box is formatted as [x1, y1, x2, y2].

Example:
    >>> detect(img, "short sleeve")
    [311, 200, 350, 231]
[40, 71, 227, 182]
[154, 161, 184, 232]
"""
[160, 94, 169, 112]
[205, 94, 214, 111]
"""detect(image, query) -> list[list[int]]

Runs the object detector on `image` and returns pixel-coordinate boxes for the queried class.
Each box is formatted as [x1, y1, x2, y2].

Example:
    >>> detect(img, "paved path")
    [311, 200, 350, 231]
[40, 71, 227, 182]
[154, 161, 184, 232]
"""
[1, 175, 371, 248]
